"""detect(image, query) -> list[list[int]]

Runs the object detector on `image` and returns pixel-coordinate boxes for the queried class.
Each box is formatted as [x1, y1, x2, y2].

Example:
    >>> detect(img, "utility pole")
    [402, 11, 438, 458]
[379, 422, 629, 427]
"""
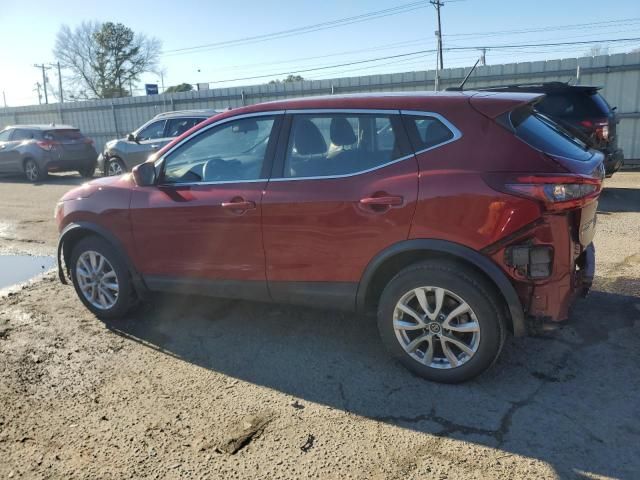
[33, 64, 52, 104]
[2, 90, 6, 108]
[480, 48, 487, 66]
[34, 82, 42, 105]
[49, 62, 64, 103]
[430, 0, 444, 90]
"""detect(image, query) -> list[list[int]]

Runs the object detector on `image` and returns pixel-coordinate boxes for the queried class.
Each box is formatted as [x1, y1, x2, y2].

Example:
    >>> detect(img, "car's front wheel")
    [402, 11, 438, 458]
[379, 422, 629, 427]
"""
[69, 236, 135, 319]
[377, 260, 506, 383]
[106, 158, 126, 176]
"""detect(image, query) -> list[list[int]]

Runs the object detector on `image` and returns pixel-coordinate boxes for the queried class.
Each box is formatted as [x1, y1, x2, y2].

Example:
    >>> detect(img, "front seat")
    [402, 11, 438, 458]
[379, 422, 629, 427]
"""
[288, 119, 328, 177]
[327, 117, 359, 174]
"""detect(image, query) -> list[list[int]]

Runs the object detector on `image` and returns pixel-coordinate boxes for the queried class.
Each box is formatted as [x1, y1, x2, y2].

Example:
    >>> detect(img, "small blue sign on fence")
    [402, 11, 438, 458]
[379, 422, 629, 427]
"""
[145, 84, 159, 95]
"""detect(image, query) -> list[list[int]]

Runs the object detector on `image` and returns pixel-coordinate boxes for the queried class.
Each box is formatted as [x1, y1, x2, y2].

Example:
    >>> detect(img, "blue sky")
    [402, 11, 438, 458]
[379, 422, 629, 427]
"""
[1, 0, 639, 106]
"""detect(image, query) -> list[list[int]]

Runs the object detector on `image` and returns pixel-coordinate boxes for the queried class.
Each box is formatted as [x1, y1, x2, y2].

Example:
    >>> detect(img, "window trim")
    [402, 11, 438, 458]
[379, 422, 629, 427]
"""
[155, 111, 285, 186]
[400, 110, 463, 156]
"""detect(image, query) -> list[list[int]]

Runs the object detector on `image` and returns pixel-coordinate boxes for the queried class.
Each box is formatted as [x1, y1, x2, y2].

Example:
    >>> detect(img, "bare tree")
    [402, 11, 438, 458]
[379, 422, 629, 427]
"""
[54, 21, 161, 99]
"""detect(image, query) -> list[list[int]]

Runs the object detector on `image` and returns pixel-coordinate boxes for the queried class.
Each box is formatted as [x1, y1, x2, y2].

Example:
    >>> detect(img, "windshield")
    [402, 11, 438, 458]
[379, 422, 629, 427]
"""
[510, 106, 593, 162]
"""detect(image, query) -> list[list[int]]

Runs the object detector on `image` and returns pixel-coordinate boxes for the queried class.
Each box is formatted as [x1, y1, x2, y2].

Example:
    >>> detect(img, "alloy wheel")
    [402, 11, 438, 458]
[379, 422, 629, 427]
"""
[25, 161, 39, 181]
[107, 160, 124, 176]
[393, 286, 481, 369]
[75, 251, 119, 310]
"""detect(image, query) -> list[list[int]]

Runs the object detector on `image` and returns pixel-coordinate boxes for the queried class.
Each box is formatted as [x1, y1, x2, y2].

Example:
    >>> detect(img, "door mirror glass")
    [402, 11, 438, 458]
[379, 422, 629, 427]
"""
[132, 162, 157, 186]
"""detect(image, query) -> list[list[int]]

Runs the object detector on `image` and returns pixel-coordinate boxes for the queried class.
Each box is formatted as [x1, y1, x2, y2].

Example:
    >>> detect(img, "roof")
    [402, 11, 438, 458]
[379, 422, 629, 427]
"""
[203, 90, 542, 123]
[2, 124, 78, 130]
[153, 109, 222, 119]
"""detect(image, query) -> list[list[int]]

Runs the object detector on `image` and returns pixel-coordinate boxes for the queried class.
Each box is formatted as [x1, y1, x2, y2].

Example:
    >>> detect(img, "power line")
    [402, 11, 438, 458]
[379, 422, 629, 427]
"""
[199, 36, 640, 86]
[162, 1, 428, 56]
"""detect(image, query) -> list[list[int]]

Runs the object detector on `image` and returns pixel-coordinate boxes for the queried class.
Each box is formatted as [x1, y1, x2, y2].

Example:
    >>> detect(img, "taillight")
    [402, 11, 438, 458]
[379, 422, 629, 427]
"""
[580, 118, 609, 141]
[486, 174, 602, 211]
[36, 140, 57, 151]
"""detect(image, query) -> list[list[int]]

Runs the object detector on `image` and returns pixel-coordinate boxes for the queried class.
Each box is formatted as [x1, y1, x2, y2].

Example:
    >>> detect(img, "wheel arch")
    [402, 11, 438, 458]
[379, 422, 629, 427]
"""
[57, 222, 146, 294]
[356, 239, 526, 336]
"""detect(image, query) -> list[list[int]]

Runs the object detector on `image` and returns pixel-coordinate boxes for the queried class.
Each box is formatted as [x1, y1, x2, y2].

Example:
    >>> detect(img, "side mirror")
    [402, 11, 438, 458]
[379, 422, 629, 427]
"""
[132, 162, 157, 187]
[127, 133, 139, 143]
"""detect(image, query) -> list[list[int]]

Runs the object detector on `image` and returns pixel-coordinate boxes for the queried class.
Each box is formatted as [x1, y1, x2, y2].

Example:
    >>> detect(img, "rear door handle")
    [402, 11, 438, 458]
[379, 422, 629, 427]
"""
[221, 199, 256, 212]
[359, 195, 404, 207]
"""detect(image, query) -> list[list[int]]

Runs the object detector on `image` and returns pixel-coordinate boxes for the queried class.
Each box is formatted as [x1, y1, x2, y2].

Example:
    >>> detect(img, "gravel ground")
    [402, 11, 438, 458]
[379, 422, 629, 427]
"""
[0, 172, 639, 479]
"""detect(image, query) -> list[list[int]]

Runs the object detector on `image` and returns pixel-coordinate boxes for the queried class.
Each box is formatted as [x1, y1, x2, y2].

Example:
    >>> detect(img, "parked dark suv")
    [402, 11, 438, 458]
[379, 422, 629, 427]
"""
[55, 92, 604, 383]
[478, 82, 623, 176]
[98, 109, 218, 176]
[0, 125, 97, 181]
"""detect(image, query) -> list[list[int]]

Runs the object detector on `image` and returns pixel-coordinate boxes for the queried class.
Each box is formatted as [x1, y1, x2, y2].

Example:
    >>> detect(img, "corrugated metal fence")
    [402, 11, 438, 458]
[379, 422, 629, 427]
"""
[2, 52, 640, 159]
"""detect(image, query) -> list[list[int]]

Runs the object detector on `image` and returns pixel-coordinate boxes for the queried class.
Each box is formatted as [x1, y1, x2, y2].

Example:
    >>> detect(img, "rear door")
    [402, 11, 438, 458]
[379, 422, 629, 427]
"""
[262, 110, 418, 308]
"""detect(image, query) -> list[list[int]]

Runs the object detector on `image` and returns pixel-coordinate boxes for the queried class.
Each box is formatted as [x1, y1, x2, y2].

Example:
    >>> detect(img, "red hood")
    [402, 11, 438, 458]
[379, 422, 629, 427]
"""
[60, 174, 135, 202]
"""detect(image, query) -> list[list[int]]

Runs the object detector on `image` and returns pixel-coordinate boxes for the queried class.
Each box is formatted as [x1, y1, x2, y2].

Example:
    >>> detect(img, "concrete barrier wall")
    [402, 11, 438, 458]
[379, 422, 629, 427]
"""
[1, 52, 639, 160]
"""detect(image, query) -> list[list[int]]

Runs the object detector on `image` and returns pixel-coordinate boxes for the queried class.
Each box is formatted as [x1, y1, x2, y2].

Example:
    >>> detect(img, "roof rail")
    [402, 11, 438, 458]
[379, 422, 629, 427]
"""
[153, 109, 221, 119]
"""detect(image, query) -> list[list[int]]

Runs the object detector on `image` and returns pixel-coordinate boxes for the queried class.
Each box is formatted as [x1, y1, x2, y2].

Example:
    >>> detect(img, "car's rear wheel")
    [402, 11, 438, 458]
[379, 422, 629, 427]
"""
[377, 260, 506, 383]
[24, 159, 45, 182]
[106, 158, 126, 176]
[69, 236, 135, 319]
[78, 165, 96, 178]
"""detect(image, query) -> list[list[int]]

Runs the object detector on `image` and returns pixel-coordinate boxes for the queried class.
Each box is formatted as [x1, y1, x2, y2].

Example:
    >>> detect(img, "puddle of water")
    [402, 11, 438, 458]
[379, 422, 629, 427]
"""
[0, 255, 56, 290]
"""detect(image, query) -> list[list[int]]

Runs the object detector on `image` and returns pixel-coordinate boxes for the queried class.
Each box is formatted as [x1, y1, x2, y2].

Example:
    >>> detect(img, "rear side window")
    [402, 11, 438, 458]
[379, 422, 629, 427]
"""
[284, 113, 406, 178]
[165, 117, 203, 137]
[403, 115, 456, 152]
[12, 129, 35, 141]
[511, 107, 592, 161]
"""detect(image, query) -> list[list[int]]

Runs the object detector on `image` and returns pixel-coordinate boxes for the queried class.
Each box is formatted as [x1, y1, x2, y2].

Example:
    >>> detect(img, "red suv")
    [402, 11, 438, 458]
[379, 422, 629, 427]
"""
[55, 92, 603, 383]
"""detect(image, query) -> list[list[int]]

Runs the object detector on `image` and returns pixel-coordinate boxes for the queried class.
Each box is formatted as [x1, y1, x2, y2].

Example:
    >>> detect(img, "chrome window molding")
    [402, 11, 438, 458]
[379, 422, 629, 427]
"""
[270, 153, 415, 182]
[400, 110, 463, 155]
[153, 108, 462, 186]
[158, 178, 269, 187]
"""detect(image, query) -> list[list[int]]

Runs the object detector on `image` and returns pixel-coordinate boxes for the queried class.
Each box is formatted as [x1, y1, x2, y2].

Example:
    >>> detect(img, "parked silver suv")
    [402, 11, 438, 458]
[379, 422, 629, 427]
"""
[98, 109, 218, 176]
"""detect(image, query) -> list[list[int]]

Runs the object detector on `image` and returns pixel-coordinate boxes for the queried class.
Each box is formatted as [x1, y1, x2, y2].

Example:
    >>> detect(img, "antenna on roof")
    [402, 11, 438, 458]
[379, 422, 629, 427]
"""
[446, 57, 481, 92]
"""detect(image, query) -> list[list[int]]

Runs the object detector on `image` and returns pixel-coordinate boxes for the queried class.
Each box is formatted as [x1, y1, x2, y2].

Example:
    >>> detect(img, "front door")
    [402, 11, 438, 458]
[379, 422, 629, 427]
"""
[126, 119, 168, 169]
[262, 111, 418, 308]
[0, 129, 22, 173]
[130, 113, 282, 300]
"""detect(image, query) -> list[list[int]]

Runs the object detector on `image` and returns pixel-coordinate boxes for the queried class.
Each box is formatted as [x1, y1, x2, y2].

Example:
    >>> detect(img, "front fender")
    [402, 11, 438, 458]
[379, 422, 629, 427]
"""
[57, 222, 146, 294]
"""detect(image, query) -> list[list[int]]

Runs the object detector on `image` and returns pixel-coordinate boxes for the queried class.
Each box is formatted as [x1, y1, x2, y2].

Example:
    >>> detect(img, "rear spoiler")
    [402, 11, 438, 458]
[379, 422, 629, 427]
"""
[469, 92, 545, 119]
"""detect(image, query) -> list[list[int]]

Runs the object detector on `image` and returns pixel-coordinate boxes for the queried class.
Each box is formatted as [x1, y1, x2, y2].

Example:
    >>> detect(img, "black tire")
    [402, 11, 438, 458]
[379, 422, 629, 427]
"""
[377, 260, 506, 383]
[105, 158, 126, 176]
[24, 158, 45, 182]
[69, 235, 136, 319]
[78, 164, 96, 178]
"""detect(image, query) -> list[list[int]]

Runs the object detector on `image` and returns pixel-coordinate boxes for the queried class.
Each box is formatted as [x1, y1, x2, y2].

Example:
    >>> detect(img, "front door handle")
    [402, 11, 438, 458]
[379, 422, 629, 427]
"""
[221, 199, 256, 213]
[150, 144, 160, 149]
[359, 195, 404, 207]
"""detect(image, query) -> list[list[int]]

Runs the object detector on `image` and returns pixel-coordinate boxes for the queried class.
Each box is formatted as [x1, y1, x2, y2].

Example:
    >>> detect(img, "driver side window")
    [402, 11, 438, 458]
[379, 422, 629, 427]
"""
[162, 116, 277, 184]
[136, 120, 166, 141]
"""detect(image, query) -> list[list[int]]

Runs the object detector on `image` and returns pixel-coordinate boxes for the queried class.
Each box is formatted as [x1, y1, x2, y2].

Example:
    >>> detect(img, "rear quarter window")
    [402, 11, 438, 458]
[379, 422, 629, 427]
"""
[511, 107, 593, 161]
[402, 114, 457, 152]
